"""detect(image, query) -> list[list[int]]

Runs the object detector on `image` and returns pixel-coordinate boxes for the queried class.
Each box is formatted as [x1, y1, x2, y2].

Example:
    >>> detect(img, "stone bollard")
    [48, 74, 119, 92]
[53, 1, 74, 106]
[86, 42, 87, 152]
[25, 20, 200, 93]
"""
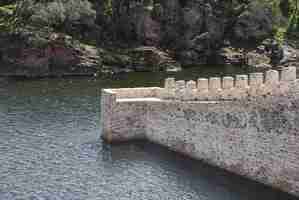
[165, 78, 176, 89]
[222, 76, 234, 100]
[175, 80, 186, 100]
[164, 78, 176, 99]
[265, 70, 279, 84]
[197, 78, 209, 100]
[248, 73, 264, 97]
[249, 73, 264, 86]
[279, 67, 297, 95]
[280, 66, 296, 82]
[234, 75, 249, 99]
[209, 77, 222, 100]
[235, 75, 248, 89]
[264, 70, 279, 96]
[185, 80, 197, 101]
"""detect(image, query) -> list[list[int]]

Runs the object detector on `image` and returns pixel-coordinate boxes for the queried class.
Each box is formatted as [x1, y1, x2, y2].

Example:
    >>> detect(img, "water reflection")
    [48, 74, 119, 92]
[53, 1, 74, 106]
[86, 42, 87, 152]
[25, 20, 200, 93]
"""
[0, 66, 297, 200]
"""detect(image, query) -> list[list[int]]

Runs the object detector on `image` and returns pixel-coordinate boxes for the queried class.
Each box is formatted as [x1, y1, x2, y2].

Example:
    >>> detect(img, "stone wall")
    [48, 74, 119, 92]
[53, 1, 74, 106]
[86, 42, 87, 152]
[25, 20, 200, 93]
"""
[101, 67, 299, 196]
[100, 88, 162, 142]
[146, 97, 299, 196]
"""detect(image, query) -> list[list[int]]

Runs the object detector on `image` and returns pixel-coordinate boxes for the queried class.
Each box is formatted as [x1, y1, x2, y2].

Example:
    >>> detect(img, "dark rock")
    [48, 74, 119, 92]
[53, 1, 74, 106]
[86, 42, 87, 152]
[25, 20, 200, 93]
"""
[246, 50, 271, 68]
[279, 44, 298, 66]
[99, 49, 131, 68]
[178, 50, 207, 66]
[217, 47, 244, 65]
[233, 2, 273, 42]
[130, 46, 181, 72]
[0, 33, 100, 77]
[279, 0, 290, 18]
[1, 0, 289, 74]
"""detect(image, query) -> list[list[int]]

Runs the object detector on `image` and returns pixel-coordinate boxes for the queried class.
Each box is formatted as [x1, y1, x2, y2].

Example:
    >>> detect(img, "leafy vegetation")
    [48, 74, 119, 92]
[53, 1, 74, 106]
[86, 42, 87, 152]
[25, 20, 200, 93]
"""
[0, 0, 96, 38]
[0, 0, 299, 53]
[288, 0, 299, 32]
[103, 0, 113, 17]
[0, 3, 17, 33]
[257, 0, 299, 42]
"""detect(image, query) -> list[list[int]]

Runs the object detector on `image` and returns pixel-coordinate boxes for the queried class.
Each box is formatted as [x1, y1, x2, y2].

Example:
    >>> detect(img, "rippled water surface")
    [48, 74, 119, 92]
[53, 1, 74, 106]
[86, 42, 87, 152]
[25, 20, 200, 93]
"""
[0, 66, 297, 200]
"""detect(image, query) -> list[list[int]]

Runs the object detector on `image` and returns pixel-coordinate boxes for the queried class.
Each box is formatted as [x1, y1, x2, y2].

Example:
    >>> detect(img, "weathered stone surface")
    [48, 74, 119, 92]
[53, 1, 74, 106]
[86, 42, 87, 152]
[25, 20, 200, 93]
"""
[101, 67, 299, 197]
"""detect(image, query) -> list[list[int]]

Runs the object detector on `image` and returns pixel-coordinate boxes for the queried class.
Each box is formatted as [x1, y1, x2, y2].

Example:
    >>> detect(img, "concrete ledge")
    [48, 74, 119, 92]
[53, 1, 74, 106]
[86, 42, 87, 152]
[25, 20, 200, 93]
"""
[117, 98, 162, 102]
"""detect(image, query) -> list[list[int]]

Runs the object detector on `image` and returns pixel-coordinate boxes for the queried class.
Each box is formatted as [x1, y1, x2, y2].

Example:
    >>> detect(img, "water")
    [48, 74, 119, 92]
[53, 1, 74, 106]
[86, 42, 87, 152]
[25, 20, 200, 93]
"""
[0, 66, 297, 200]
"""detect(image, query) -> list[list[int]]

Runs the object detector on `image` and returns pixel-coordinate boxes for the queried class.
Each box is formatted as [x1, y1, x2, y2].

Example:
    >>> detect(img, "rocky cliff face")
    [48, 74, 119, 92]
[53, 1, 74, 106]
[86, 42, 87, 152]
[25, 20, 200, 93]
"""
[98, 0, 276, 66]
[0, 33, 100, 77]
[0, 0, 297, 77]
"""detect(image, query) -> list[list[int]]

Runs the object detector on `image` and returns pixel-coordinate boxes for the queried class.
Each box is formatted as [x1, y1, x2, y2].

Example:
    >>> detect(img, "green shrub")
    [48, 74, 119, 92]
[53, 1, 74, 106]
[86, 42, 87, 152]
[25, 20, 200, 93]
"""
[0, 3, 17, 33]
[15, 0, 96, 33]
[103, 0, 113, 17]
[30, 1, 66, 29]
[274, 26, 287, 44]
[63, 0, 96, 27]
[288, 0, 299, 32]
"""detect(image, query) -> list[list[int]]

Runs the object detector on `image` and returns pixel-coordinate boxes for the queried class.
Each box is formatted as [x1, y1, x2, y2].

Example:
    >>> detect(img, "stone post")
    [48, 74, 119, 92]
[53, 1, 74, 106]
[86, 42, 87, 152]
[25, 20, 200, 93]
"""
[248, 73, 264, 96]
[280, 66, 296, 82]
[265, 70, 279, 85]
[234, 75, 249, 99]
[264, 70, 279, 95]
[235, 75, 248, 89]
[249, 73, 264, 86]
[101, 89, 117, 142]
[185, 80, 197, 100]
[279, 67, 297, 95]
[209, 77, 221, 100]
[175, 80, 186, 100]
[222, 76, 234, 100]
[164, 78, 176, 99]
[197, 78, 209, 100]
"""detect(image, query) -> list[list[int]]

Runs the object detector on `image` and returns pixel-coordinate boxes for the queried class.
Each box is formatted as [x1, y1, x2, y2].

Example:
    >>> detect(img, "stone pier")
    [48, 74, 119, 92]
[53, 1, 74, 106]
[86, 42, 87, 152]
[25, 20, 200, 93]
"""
[101, 67, 299, 197]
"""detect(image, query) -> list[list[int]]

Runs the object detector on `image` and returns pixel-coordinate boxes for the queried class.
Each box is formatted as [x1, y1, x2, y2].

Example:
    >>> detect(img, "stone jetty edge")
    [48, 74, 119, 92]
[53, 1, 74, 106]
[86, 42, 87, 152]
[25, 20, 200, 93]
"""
[101, 66, 299, 197]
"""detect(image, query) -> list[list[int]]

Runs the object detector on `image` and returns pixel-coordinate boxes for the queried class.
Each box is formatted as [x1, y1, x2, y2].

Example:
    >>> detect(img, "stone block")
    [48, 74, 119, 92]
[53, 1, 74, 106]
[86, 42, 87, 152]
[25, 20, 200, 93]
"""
[280, 67, 296, 82]
[197, 78, 209, 91]
[222, 76, 234, 90]
[185, 80, 197, 101]
[164, 78, 176, 89]
[235, 75, 248, 89]
[249, 73, 264, 86]
[265, 70, 279, 85]
[175, 80, 186, 100]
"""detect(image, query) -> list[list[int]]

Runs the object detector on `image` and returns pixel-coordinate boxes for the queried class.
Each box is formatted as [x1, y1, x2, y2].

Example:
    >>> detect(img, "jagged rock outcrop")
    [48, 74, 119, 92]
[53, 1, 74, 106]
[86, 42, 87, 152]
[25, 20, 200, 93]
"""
[0, 0, 294, 77]
[233, 2, 274, 42]
[130, 46, 181, 72]
[0, 33, 100, 77]
[214, 38, 298, 68]
[97, 0, 276, 66]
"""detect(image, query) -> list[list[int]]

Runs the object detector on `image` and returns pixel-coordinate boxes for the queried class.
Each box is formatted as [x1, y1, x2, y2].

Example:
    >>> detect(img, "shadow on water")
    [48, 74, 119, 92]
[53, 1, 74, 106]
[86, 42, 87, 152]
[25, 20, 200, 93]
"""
[0, 65, 297, 199]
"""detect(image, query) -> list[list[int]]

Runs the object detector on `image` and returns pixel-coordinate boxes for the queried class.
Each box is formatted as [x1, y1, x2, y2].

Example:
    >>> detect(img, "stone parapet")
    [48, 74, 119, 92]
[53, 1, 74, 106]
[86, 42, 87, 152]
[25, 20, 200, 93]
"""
[163, 67, 297, 100]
